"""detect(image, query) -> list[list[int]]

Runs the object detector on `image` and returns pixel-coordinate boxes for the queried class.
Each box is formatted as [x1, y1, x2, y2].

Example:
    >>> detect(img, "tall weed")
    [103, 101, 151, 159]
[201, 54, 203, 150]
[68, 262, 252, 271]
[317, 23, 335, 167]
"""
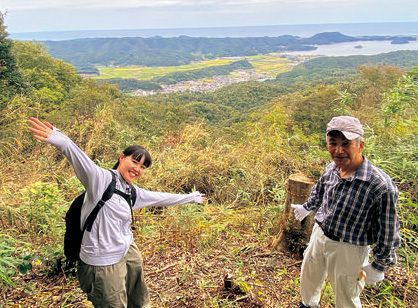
[21, 182, 67, 236]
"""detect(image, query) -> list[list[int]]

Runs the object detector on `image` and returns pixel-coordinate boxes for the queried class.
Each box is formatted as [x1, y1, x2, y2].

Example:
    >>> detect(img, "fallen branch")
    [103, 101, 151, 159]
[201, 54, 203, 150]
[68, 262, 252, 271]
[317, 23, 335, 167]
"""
[253, 252, 274, 258]
[148, 263, 177, 276]
[233, 295, 249, 302]
[287, 260, 303, 268]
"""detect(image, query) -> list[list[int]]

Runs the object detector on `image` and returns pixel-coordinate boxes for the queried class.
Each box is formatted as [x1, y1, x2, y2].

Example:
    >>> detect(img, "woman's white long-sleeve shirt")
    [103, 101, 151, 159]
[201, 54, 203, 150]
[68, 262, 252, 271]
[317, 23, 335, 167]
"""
[48, 128, 201, 266]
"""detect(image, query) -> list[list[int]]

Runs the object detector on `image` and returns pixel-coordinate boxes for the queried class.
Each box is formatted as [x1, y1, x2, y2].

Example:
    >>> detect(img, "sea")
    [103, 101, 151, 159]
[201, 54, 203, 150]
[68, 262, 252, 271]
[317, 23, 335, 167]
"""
[10, 22, 418, 41]
[286, 40, 418, 57]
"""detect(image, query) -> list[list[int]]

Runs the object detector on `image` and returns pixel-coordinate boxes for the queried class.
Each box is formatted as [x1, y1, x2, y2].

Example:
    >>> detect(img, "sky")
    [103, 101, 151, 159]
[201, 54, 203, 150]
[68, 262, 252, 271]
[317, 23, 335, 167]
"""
[1, 0, 418, 34]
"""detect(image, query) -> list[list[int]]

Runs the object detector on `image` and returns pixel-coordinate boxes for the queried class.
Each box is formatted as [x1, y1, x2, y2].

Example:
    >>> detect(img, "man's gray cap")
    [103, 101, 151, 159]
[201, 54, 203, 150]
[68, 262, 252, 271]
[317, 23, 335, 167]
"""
[326, 116, 364, 140]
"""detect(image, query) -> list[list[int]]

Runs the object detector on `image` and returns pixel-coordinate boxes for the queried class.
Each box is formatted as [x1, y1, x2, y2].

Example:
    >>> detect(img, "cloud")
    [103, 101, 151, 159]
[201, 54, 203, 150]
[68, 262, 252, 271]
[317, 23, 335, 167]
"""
[2, 0, 416, 33]
[1, 0, 354, 11]
[4, 1, 157, 11]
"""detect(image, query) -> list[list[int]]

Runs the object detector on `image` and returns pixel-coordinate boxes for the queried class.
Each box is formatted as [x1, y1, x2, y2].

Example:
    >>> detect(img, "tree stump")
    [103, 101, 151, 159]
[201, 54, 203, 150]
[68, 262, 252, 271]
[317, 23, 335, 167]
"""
[271, 173, 315, 258]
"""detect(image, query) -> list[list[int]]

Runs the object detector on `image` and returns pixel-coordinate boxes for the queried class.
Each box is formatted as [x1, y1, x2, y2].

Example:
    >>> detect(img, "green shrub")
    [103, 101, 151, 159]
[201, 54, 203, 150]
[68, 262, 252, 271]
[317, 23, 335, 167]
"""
[21, 182, 67, 236]
[0, 234, 32, 287]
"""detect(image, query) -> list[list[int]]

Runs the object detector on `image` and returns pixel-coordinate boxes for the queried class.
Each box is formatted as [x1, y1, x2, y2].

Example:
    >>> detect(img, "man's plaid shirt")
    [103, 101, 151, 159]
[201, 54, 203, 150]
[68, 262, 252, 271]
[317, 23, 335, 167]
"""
[303, 157, 400, 271]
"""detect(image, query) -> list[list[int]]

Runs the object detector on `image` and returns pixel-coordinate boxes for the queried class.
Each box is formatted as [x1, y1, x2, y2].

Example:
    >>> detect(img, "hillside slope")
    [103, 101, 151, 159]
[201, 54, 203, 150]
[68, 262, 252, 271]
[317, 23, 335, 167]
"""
[1, 35, 417, 307]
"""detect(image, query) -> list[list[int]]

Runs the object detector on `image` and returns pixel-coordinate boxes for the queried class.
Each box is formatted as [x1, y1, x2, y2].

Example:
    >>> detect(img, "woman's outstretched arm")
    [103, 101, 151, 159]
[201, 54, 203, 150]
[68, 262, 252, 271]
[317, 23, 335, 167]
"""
[27, 117, 110, 204]
[133, 188, 207, 210]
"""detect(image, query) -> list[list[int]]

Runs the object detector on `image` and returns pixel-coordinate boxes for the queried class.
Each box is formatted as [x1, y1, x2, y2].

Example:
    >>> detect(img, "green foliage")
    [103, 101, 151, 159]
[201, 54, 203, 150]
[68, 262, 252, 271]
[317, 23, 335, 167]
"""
[408, 66, 418, 79]
[381, 75, 418, 127]
[0, 234, 33, 287]
[182, 101, 237, 124]
[76, 65, 99, 75]
[42, 33, 413, 70]
[375, 280, 406, 307]
[335, 89, 356, 114]
[321, 282, 336, 306]
[0, 234, 18, 287]
[21, 182, 67, 235]
[12, 41, 80, 110]
[97, 78, 161, 91]
[364, 73, 418, 187]
[396, 194, 418, 269]
[290, 85, 341, 134]
[42, 35, 303, 68]
[0, 94, 39, 156]
[0, 12, 24, 108]
[357, 64, 404, 90]
[147, 81, 290, 118]
[276, 50, 418, 85]
[53, 79, 122, 121]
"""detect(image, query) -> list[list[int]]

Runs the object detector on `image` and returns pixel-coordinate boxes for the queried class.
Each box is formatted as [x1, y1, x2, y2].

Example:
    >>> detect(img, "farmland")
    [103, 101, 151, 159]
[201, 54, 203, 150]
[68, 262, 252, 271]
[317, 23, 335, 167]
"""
[96, 54, 295, 81]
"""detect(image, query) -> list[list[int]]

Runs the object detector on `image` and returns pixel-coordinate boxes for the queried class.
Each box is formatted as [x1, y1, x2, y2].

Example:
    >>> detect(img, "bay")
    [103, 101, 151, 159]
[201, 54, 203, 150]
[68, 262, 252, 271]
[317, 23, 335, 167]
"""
[285, 40, 418, 57]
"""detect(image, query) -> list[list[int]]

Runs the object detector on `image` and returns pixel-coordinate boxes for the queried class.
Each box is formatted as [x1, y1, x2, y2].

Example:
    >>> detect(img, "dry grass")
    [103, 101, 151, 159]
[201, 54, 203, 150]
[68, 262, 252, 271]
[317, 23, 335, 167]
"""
[1, 93, 416, 307]
[3, 203, 416, 307]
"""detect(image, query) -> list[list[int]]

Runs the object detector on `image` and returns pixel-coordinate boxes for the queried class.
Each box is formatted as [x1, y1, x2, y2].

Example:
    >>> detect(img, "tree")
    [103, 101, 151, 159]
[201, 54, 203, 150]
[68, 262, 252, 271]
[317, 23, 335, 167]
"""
[0, 12, 24, 108]
[12, 41, 81, 110]
[291, 85, 341, 134]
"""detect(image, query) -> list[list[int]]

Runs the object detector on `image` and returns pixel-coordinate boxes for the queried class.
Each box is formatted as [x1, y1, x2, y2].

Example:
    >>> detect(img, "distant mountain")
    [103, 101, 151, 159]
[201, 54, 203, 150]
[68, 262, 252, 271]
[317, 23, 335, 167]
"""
[40, 32, 417, 70]
[301, 32, 358, 44]
[42, 35, 311, 69]
[391, 37, 413, 44]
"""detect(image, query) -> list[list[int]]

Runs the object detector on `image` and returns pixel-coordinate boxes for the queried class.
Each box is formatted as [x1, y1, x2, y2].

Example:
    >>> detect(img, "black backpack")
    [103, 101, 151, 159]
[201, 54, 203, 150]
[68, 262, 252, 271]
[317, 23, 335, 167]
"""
[64, 171, 137, 262]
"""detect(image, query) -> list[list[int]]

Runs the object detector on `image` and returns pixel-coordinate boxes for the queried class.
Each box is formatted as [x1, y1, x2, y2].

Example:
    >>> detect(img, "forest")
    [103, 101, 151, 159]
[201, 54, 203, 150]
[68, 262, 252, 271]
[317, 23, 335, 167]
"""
[276, 50, 418, 85]
[1, 13, 417, 307]
[42, 32, 416, 71]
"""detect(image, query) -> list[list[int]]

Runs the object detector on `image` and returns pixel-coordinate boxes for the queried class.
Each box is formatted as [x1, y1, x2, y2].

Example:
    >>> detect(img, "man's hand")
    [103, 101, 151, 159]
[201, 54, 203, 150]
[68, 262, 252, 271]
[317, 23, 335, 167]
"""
[362, 263, 384, 285]
[291, 204, 311, 221]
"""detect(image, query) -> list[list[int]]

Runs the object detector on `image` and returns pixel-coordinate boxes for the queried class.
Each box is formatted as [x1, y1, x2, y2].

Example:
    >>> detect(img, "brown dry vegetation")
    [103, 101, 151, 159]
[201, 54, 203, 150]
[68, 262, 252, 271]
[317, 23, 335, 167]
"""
[1, 106, 417, 306]
[3, 204, 417, 307]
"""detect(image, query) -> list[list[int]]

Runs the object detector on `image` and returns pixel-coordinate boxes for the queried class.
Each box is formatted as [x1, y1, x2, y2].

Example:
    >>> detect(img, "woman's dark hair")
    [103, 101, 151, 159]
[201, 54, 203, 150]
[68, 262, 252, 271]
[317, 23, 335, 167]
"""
[112, 145, 152, 169]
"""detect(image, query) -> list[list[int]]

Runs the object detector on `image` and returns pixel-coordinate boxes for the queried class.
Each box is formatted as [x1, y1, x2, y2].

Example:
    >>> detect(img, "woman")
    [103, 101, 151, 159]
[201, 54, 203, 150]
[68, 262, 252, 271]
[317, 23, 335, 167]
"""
[28, 117, 205, 307]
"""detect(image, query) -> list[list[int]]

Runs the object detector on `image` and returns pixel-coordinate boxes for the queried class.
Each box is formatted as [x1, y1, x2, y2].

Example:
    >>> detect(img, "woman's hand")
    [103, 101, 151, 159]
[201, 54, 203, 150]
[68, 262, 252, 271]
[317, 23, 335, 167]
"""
[193, 191, 207, 204]
[28, 117, 53, 142]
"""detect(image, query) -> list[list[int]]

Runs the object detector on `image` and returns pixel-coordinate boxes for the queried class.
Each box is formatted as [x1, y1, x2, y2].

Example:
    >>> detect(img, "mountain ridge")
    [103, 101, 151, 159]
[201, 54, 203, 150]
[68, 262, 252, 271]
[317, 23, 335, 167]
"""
[41, 32, 416, 70]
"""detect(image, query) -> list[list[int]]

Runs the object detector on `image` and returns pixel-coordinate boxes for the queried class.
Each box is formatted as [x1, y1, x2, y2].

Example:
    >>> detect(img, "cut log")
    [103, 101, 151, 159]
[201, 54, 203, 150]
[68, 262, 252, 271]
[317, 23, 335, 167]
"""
[271, 173, 315, 258]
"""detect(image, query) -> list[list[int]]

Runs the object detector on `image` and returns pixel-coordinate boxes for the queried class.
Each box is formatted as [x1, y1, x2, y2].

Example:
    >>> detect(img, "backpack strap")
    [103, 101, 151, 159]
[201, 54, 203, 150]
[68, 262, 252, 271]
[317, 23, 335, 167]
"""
[114, 188, 135, 208]
[130, 184, 137, 207]
[83, 171, 117, 232]
[114, 185, 137, 230]
[129, 186, 137, 230]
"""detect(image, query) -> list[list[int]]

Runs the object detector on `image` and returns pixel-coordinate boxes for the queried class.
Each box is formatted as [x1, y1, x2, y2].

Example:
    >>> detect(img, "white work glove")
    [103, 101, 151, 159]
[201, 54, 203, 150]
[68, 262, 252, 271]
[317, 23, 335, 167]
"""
[192, 191, 206, 204]
[291, 204, 311, 221]
[362, 263, 384, 285]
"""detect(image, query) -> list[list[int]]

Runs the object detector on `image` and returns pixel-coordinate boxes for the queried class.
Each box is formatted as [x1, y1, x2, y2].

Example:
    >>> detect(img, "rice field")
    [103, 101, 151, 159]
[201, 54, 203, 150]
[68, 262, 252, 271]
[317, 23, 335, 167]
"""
[96, 58, 236, 80]
[247, 53, 294, 77]
[96, 54, 295, 80]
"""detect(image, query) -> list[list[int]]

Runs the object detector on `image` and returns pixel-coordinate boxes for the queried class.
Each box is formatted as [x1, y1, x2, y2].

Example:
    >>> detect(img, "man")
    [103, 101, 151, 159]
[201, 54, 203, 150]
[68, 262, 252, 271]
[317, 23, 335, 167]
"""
[291, 116, 400, 308]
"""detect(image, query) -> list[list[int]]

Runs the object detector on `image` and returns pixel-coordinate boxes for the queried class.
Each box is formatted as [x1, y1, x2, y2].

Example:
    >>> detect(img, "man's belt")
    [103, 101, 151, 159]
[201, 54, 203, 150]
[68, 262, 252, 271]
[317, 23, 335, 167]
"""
[316, 220, 341, 242]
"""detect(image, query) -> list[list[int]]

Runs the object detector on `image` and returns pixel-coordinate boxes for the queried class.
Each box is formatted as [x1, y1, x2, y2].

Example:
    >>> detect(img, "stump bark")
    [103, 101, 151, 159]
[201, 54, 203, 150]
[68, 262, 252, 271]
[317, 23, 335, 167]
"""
[271, 173, 315, 258]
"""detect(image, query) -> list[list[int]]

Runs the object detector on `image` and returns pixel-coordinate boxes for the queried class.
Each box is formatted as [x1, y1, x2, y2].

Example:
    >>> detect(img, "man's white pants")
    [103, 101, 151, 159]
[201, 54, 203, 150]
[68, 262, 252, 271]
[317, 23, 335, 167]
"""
[300, 223, 369, 308]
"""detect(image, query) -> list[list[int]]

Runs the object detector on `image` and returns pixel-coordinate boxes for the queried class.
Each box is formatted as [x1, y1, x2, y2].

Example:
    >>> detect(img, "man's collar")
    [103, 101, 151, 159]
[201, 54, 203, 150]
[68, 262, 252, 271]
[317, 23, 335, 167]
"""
[331, 157, 372, 182]
[353, 157, 372, 181]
